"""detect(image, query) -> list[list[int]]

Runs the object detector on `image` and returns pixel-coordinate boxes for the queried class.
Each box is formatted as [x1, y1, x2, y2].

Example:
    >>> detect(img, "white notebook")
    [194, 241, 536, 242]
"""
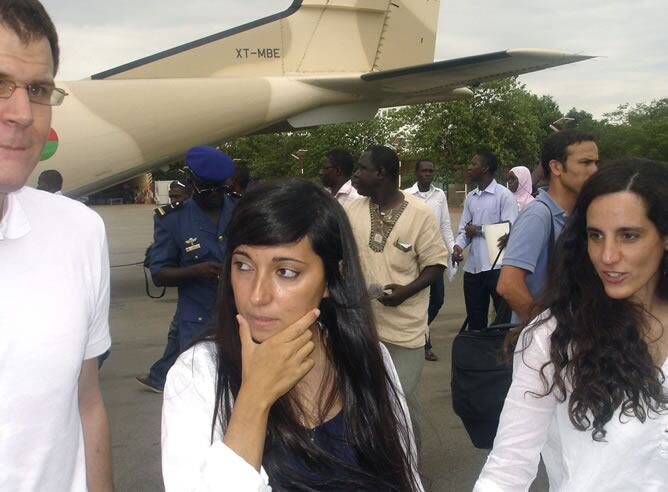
[483, 222, 511, 265]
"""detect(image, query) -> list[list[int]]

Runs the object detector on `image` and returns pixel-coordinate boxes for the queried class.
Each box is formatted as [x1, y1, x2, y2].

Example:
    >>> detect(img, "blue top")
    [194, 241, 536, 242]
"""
[271, 411, 364, 489]
[150, 197, 236, 334]
[455, 180, 518, 273]
[502, 188, 566, 322]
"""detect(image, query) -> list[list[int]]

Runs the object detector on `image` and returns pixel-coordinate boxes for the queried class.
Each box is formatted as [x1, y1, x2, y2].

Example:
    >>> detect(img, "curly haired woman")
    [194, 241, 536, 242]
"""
[475, 159, 668, 491]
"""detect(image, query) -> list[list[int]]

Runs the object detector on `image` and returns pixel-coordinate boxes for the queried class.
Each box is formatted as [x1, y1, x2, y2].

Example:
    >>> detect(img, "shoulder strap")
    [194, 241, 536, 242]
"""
[490, 240, 505, 270]
[144, 267, 166, 299]
[143, 243, 166, 299]
[536, 200, 555, 258]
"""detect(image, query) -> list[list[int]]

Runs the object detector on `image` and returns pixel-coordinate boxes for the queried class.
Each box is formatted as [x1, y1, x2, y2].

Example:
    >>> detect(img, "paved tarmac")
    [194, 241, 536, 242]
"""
[96, 203, 547, 491]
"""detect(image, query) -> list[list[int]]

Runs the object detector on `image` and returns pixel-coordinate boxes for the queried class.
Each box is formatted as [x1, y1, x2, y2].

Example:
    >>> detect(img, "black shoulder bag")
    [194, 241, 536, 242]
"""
[451, 202, 554, 449]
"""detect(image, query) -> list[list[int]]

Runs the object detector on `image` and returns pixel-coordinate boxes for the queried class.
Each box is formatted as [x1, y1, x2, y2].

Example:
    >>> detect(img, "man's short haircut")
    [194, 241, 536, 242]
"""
[232, 165, 250, 191]
[540, 129, 596, 179]
[475, 150, 499, 176]
[325, 149, 354, 178]
[38, 169, 62, 190]
[366, 145, 399, 181]
[0, 0, 59, 74]
[414, 159, 434, 172]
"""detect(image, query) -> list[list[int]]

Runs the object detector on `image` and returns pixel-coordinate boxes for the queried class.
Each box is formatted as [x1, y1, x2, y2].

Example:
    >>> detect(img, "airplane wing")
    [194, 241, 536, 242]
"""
[287, 49, 594, 127]
[362, 49, 593, 94]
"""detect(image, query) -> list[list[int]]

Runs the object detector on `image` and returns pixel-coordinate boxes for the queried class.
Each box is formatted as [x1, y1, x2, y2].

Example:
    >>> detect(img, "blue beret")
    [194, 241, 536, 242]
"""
[185, 146, 235, 184]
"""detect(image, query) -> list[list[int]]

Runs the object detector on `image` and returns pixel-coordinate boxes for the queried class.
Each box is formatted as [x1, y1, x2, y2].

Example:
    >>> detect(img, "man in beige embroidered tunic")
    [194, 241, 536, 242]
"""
[346, 145, 448, 438]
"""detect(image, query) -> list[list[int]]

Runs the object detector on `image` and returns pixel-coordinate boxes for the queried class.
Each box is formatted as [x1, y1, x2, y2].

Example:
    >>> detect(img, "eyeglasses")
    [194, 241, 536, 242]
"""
[0, 79, 68, 106]
[191, 180, 226, 195]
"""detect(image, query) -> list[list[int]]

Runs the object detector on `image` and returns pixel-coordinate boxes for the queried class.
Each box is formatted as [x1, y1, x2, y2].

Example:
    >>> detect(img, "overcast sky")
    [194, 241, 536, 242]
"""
[42, 0, 666, 118]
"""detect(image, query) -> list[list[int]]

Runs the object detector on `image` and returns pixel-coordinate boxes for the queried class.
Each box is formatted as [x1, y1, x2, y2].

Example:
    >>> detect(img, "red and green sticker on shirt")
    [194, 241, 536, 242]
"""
[40, 128, 59, 161]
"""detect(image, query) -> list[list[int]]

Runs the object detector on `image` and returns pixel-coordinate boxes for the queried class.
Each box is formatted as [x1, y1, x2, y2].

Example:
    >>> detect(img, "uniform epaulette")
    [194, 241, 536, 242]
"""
[154, 201, 184, 217]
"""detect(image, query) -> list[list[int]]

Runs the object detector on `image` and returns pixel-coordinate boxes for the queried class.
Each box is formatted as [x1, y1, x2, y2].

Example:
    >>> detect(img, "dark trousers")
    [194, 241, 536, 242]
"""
[425, 274, 445, 351]
[428, 274, 445, 325]
[147, 308, 180, 390]
[463, 270, 510, 331]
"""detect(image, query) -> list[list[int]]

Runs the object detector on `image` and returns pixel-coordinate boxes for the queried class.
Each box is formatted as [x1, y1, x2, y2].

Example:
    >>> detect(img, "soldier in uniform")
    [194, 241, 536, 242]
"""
[136, 180, 193, 392]
[136, 146, 236, 392]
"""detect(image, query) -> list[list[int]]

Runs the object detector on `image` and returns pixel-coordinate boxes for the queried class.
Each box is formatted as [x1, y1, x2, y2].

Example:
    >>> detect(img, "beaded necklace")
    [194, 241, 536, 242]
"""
[368, 199, 408, 252]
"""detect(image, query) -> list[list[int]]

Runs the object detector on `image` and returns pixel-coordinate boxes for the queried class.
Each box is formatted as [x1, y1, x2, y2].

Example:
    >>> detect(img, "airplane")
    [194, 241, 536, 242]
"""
[34, 0, 592, 196]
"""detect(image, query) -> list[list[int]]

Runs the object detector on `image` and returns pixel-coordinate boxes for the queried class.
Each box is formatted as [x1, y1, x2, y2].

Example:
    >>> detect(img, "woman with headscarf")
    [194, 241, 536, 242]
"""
[507, 166, 535, 211]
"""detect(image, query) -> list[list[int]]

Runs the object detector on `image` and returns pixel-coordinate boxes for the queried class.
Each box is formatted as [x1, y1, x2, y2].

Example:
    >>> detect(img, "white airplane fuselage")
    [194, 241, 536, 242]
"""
[49, 77, 359, 196]
[33, 1, 592, 196]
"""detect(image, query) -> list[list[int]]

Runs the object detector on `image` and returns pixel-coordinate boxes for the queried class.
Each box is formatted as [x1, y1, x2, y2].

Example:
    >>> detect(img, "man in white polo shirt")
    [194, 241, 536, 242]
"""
[0, 1, 113, 490]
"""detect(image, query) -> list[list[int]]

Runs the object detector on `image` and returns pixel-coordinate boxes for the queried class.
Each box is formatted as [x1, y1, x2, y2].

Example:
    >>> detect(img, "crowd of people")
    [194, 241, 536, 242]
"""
[1, 1, 666, 491]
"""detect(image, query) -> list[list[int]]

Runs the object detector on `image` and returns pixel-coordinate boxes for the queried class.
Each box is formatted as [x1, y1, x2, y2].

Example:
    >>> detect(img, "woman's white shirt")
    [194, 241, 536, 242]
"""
[161, 341, 423, 491]
[474, 314, 668, 492]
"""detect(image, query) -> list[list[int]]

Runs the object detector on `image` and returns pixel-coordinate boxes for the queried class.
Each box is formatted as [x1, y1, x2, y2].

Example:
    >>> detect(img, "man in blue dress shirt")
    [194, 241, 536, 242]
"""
[136, 146, 236, 392]
[452, 151, 518, 330]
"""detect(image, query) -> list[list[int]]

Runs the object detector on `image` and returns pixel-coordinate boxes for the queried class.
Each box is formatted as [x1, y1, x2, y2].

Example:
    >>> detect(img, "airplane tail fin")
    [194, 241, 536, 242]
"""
[92, 1, 440, 80]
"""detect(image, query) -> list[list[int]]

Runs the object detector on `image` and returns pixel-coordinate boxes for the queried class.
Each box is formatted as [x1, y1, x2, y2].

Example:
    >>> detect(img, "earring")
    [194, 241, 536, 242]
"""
[315, 320, 329, 337]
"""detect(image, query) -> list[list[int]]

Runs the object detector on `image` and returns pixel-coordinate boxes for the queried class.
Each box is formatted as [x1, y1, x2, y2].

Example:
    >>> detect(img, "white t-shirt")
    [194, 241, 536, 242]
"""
[404, 183, 456, 253]
[0, 187, 111, 491]
[475, 314, 668, 492]
[162, 341, 423, 491]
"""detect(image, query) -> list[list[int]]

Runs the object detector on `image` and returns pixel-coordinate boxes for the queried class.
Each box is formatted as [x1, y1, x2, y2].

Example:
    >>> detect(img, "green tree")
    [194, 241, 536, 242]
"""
[221, 114, 401, 181]
[396, 78, 546, 185]
[217, 89, 666, 183]
[221, 133, 309, 179]
[301, 114, 401, 176]
[530, 94, 563, 149]
[564, 108, 599, 132]
[600, 99, 668, 162]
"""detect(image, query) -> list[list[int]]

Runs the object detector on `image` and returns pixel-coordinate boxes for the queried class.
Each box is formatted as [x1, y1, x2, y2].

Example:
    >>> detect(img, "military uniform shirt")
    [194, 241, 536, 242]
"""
[149, 197, 236, 347]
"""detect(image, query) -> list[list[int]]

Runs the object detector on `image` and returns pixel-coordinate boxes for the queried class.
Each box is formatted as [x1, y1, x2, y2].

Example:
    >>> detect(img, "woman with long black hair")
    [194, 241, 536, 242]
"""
[162, 179, 422, 491]
[475, 159, 668, 491]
